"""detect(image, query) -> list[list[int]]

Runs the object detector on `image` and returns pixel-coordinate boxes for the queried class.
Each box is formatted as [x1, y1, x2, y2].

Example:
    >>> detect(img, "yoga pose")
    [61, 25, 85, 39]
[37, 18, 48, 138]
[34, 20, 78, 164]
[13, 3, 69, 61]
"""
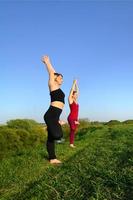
[42, 55, 65, 164]
[67, 80, 79, 148]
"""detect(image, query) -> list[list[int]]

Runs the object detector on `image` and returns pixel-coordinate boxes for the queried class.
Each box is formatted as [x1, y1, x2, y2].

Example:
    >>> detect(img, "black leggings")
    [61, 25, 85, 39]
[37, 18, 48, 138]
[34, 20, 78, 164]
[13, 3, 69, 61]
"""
[44, 106, 63, 160]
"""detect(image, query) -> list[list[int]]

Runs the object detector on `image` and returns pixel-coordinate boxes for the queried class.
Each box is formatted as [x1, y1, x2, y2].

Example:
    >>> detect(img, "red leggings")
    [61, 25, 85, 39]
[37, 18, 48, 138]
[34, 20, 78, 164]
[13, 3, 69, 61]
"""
[68, 119, 77, 144]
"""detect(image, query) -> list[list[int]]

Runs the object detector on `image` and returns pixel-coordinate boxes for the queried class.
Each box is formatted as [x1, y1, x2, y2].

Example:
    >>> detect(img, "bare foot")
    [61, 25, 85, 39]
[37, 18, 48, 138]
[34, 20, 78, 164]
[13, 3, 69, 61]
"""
[49, 159, 62, 164]
[70, 144, 76, 148]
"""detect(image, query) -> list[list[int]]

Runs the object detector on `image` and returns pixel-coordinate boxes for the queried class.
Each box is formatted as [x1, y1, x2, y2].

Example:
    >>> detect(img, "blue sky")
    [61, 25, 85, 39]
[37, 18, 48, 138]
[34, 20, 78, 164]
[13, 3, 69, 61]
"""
[0, 1, 133, 123]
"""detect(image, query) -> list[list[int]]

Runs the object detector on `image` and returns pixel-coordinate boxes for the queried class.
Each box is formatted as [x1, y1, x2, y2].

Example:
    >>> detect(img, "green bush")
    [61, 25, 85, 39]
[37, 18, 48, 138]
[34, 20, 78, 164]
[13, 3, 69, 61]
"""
[79, 119, 90, 128]
[7, 119, 47, 142]
[122, 119, 133, 124]
[0, 126, 20, 154]
[0, 119, 47, 158]
[106, 120, 121, 125]
[32, 125, 47, 143]
[15, 129, 30, 146]
[7, 119, 38, 132]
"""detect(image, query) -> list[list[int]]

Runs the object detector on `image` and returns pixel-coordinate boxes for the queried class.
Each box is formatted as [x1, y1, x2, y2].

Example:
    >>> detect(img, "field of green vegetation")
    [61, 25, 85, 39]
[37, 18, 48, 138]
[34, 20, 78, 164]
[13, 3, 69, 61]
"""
[0, 119, 133, 200]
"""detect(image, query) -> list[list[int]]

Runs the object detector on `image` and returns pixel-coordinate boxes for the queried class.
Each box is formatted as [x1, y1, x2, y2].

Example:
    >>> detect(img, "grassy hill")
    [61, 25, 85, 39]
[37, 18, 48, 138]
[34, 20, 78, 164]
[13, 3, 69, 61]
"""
[0, 124, 133, 200]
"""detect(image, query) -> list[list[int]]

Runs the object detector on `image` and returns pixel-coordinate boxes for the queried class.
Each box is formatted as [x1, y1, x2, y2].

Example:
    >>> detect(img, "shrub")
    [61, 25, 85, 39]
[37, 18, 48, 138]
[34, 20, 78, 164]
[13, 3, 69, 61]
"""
[7, 119, 38, 132]
[122, 120, 133, 124]
[0, 126, 20, 152]
[106, 120, 121, 126]
[0, 119, 46, 157]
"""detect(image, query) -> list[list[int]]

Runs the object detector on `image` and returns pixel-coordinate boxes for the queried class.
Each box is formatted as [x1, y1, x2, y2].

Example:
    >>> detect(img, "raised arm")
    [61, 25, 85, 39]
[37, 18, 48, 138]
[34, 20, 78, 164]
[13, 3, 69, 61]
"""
[68, 80, 77, 104]
[42, 55, 56, 85]
[75, 81, 79, 96]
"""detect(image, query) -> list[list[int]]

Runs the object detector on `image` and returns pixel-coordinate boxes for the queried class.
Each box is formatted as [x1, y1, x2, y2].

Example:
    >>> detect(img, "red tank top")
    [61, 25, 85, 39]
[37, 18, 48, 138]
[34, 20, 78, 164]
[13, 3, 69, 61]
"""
[68, 101, 79, 120]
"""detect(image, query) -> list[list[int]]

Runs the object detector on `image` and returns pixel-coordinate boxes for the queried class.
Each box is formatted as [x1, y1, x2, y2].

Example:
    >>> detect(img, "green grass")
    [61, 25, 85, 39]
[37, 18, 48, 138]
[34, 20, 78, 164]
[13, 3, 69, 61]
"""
[0, 125, 133, 200]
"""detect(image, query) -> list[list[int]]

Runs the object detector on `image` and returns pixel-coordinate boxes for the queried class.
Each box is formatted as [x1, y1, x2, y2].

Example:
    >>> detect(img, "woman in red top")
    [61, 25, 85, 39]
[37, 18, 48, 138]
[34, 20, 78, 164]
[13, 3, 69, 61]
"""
[67, 80, 79, 148]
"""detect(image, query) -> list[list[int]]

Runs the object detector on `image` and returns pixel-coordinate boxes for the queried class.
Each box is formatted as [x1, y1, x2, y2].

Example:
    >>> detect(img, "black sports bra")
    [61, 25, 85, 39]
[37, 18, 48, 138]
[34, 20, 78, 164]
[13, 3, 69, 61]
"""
[50, 88, 65, 104]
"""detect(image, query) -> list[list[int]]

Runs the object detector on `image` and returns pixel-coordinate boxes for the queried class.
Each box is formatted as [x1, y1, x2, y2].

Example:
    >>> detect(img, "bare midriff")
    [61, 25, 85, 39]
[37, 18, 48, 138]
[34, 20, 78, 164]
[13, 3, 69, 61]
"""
[50, 101, 64, 110]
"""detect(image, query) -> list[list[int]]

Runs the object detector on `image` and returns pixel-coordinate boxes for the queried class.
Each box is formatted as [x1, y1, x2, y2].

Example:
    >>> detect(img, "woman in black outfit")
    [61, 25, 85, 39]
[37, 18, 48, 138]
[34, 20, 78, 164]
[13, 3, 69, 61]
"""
[42, 55, 65, 164]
